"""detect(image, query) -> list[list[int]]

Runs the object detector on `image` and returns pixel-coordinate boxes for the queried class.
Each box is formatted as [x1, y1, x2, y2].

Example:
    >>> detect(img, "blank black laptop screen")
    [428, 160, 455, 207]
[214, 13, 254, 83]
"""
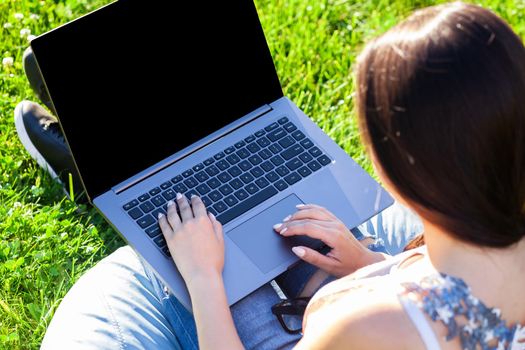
[31, 0, 283, 199]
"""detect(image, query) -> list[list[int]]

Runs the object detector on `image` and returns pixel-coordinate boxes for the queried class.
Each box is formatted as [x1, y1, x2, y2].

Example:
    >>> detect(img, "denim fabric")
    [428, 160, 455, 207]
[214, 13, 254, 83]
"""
[41, 201, 423, 349]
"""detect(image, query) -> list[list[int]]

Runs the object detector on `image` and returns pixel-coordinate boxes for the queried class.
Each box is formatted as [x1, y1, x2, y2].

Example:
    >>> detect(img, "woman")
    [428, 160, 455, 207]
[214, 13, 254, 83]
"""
[40, 2, 525, 349]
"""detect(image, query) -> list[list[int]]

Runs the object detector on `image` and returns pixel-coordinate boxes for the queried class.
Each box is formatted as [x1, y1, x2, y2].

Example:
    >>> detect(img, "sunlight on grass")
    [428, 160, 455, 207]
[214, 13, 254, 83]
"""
[1, 0, 525, 348]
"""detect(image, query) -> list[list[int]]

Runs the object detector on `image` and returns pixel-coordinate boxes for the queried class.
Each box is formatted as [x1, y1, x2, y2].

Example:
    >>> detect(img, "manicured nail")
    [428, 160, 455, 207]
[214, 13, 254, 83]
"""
[292, 247, 305, 257]
[158, 213, 164, 219]
[283, 215, 291, 222]
[296, 204, 306, 209]
[280, 227, 288, 235]
[273, 223, 282, 230]
[167, 200, 174, 207]
[191, 194, 197, 199]
[209, 212, 215, 220]
[176, 192, 182, 200]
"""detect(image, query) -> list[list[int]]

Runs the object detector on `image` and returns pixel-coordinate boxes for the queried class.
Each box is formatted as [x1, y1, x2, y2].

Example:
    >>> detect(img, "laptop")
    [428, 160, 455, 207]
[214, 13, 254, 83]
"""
[31, 0, 393, 310]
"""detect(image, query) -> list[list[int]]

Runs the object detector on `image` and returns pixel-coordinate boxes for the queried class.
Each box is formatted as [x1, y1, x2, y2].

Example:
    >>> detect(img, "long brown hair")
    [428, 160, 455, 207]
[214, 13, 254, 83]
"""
[356, 2, 525, 248]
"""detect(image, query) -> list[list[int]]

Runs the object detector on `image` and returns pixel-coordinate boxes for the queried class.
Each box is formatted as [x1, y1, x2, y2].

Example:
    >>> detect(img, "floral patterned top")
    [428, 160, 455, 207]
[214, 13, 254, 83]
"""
[400, 273, 525, 350]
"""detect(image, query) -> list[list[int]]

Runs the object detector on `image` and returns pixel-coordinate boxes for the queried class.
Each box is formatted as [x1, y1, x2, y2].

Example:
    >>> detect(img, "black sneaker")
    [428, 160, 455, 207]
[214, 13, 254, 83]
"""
[14, 100, 86, 201]
[22, 46, 56, 115]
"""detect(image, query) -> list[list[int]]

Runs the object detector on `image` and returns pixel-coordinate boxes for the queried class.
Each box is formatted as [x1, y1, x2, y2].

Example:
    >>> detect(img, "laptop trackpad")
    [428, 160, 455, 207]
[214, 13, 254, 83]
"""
[227, 194, 322, 273]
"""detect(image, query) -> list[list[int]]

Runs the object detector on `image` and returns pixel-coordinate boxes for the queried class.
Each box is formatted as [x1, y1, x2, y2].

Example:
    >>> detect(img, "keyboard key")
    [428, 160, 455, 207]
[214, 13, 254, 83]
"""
[162, 246, 171, 257]
[239, 160, 253, 171]
[244, 134, 256, 143]
[261, 161, 275, 172]
[214, 151, 225, 160]
[300, 138, 314, 149]
[162, 189, 177, 200]
[229, 178, 244, 190]
[213, 201, 228, 213]
[276, 165, 290, 177]
[201, 196, 212, 207]
[309, 147, 322, 157]
[278, 116, 289, 124]
[291, 130, 306, 141]
[258, 149, 273, 160]
[224, 195, 239, 207]
[195, 171, 209, 182]
[250, 166, 264, 178]
[286, 158, 303, 171]
[270, 155, 285, 166]
[307, 160, 322, 171]
[139, 201, 155, 213]
[281, 144, 304, 160]
[248, 155, 263, 165]
[123, 199, 139, 211]
[255, 129, 265, 137]
[153, 235, 166, 247]
[192, 163, 204, 172]
[265, 122, 279, 131]
[209, 190, 223, 201]
[226, 154, 240, 165]
[173, 183, 188, 193]
[219, 184, 234, 196]
[234, 140, 246, 148]
[204, 157, 215, 166]
[217, 186, 278, 225]
[224, 146, 236, 154]
[284, 172, 301, 185]
[234, 189, 249, 201]
[149, 187, 161, 196]
[265, 171, 279, 182]
[151, 195, 165, 207]
[183, 177, 198, 188]
[182, 169, 194, 177]
[240, 173, 255, 184]
[185, 189, 199, 199]
[247, 142, 261, 153]
[267, 128, 286, 142]
[218, 172, 232, 183]
[171, 175, 183, 184]
[278, 136, 295, 149]
[298, 166, 312, 178]
[216, 160, 230, 171]
[205, 165, 220, 176]
[245, 183, 259, 194]
[151, 207, 166, 220]
[137, 214, 156, 229]
[255, 177, 270, 188]
[196, 184, 211, 195]
[236, 148, 250, 159]
[268, 143, 283, 154]
[275, 179, 289, 191]
[128, 207, 143, 219]
[145, 225, 161, 238]
[160, 181, 172, 190]
[299, 152, 313, 163]
[318, 154, 332, 165]
[208, 207, 218, 216]
[256, 136, 270, 147]
[283, 122, 297, 132]
[228, 165, 242, 177]
[206, 177, 221, 189]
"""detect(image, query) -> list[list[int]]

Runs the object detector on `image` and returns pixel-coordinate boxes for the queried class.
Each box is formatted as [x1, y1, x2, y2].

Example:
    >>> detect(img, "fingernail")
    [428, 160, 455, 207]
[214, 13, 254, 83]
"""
[167, 200, 174, 207]
[283, 215, 291, 222]
[296, 204, 306, 209]
[292, 247, 305, 257]
[158, 213, 164, 219]
[191, 194, 197, 199]
[273, 223, 282, 230]
[280, 227, 288, 235]
[209, 212, 215, 220]
[176, 192, 182, 200]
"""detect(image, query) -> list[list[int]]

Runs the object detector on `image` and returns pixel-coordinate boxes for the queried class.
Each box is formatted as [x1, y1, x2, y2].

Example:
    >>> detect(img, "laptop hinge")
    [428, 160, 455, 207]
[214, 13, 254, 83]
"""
[113, 105, 273, 194]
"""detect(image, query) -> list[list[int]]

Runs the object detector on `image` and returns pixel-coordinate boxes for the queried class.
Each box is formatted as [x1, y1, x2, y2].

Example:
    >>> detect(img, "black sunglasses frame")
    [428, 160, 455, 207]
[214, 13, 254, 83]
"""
[271, 297, 311, 334]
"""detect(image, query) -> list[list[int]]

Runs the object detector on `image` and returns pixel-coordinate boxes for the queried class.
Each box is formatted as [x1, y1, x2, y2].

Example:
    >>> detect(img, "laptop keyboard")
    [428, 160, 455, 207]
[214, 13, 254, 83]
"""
[122, 116, 332, 258]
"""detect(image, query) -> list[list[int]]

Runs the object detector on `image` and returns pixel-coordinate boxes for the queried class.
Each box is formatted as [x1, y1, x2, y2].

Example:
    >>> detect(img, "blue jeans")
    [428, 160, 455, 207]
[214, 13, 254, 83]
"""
[40, 201, 423, 349]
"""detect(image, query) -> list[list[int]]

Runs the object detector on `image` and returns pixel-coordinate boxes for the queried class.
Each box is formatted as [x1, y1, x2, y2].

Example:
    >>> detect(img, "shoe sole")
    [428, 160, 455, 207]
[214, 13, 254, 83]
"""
[14, 101, 61, 182]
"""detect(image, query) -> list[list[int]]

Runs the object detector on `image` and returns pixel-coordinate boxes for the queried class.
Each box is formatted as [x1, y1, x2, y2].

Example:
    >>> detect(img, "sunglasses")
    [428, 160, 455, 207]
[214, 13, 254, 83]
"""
[271, 297, 311, 334]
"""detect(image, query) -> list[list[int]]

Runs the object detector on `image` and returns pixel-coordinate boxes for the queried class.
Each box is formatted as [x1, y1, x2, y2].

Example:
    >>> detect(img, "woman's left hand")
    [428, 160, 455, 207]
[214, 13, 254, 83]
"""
[158, 193, 225, 286]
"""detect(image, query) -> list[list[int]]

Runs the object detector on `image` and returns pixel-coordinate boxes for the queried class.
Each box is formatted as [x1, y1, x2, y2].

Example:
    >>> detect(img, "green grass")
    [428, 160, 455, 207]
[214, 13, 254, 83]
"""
[1, 0, 525, 348]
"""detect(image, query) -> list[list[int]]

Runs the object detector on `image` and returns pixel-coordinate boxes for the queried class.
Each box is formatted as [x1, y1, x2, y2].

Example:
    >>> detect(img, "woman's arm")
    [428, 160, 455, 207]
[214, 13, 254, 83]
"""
[158, 194, 244, 350]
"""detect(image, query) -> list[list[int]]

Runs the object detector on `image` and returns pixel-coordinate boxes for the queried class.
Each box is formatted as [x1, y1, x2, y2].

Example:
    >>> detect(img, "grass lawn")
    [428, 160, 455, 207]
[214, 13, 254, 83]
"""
[1, 0, 525, 348]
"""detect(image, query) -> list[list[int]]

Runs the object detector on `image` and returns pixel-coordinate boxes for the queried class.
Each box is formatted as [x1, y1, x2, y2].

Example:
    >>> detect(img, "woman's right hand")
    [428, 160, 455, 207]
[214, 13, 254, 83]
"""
[273, 204, 385, 278]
